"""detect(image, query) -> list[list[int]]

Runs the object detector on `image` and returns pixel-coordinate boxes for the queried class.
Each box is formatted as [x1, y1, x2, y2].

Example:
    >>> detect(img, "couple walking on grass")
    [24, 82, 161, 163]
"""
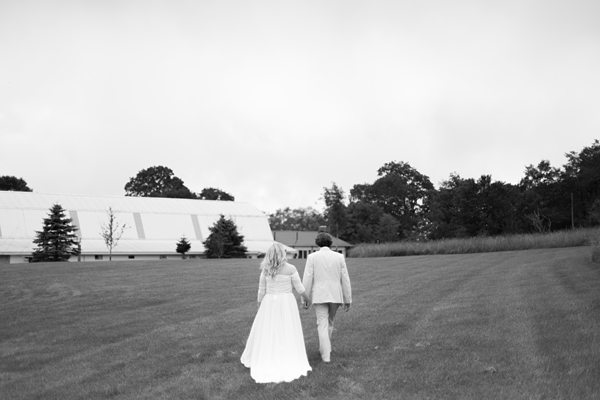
[240, 231, 353, 383]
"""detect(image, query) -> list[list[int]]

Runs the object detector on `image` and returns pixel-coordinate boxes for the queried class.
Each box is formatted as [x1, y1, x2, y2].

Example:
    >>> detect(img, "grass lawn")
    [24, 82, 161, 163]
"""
[1, 247, 599, 399]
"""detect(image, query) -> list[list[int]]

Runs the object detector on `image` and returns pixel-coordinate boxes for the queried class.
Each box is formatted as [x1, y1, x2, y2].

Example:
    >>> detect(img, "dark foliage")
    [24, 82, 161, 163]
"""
[0, 175, 32, 192]
[428, 174, 526, 239]
[124, 166, 235, 202]
[176, 236, 192, 257]
[124, 166, 195, 199]
[269, 207, 326, 231]
[32, 204, 80, 262]
[198, 187, 234, 201]
[203, 215, 247, 258]
[350, 161, 434, 239]
[323, 183, 348, 239]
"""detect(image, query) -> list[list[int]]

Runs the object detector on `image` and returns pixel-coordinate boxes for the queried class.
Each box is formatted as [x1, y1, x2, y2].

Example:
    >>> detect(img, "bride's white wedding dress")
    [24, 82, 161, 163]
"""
[241, 268, 311, 383]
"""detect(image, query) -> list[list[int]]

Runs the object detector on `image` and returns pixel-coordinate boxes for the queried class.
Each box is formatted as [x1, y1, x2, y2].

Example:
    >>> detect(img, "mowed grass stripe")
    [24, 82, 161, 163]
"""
[529, 253, 600, 398]
[1, 248, 599, 399]
[336, 253, 514, 398]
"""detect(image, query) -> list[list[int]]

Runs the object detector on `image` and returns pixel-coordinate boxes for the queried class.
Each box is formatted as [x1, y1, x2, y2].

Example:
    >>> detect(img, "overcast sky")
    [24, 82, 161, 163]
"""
[1, 0, 599, 214]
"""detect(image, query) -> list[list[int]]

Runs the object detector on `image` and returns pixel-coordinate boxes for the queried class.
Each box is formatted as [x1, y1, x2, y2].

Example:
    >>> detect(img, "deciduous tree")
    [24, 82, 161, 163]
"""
[0, 175, 32, 191]
[343, 201, 383, 243]
[350, 161, 434, 239]
[268, 207, 326, 231]
[100, 207, 127, 261]
[198, 187, 234, 201]
[377, 213, 401, 242]
[519, 160, 561, 190]
[124, 166, 195, 199]
[519, 160, 572, 231]
[323, 183, 348, 239]
[429, 174, 524, 238]
[563, 139, 600, 226]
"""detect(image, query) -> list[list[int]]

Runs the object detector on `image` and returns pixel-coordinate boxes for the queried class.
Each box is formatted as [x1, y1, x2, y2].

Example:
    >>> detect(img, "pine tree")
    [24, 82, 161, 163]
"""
[32, 203, 80, 262]
[176, 235, 192, 258]
[203, 215, 247, 258]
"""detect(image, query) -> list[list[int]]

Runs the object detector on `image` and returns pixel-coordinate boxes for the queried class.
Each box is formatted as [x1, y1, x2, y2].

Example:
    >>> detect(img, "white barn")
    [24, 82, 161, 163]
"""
[0, 191, 275, 264]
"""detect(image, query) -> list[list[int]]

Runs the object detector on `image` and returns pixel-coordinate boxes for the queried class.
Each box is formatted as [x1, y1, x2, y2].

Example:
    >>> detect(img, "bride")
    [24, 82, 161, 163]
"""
[240, 243, 312, 383]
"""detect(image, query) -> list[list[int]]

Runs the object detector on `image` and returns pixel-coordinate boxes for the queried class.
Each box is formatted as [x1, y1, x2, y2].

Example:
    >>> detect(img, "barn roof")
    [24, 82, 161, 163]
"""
[0, 191, 274, 256]
[272, 230, 352, 248]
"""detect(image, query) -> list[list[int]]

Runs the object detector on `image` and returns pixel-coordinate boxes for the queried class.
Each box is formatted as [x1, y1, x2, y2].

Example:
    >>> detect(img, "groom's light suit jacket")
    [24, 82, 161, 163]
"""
[302, 247, 352, 304]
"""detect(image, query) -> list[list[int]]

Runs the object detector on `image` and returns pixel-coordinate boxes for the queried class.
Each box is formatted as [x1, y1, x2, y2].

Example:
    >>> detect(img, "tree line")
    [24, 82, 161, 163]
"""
[3, 140, 599, 245]
[270, 140, 600, 243]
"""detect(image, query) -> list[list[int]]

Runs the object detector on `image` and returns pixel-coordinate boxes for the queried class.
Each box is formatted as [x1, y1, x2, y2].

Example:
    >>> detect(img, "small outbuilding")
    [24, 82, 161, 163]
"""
[272, 230, 352, 258]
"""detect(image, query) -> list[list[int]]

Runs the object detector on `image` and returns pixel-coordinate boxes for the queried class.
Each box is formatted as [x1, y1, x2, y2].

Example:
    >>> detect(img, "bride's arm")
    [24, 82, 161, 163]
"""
[292, 269, 311, 307]
[257, 270, 267, 306]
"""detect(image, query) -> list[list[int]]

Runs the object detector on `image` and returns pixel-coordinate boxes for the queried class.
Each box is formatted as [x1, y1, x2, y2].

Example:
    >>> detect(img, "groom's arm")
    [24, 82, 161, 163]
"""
[340, 256, 352, 305]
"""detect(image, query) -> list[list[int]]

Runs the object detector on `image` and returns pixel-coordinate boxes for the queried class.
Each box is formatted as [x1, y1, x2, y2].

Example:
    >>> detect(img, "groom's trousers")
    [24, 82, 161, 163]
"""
[314, 303, 340, 362]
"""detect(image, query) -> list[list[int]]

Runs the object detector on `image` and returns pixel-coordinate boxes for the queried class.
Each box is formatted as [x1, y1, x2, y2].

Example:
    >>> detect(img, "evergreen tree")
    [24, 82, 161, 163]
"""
[32, 204, 80, 262]
[176, 236, 192, 258]
[203, 215, 247, 258]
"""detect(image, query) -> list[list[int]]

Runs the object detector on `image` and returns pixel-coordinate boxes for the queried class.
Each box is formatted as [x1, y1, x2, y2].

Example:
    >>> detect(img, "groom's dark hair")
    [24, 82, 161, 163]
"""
[315, 232, 333, 247]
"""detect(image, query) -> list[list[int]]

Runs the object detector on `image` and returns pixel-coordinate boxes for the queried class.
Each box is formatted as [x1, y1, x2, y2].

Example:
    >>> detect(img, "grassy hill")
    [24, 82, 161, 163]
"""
[1, 247, 599, 399]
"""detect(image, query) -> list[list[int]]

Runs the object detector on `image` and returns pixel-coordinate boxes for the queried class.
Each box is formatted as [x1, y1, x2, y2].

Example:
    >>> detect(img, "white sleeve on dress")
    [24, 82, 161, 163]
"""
[257, 270, 267, 302]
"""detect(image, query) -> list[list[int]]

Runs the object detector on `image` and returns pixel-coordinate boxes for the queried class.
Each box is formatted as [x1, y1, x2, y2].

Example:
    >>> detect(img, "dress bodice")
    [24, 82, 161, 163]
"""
[266, 274, 294, 294]
[257, 267, 305, 302]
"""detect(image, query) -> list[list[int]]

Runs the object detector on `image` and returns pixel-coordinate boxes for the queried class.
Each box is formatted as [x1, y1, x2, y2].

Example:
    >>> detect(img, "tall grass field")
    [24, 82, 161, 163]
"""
[348, 227, 600, 258]
[1, 247, 600, 399]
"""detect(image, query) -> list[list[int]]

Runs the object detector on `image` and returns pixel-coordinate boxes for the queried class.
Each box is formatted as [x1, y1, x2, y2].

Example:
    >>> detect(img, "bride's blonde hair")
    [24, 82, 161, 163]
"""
[260, 243, 287, 278]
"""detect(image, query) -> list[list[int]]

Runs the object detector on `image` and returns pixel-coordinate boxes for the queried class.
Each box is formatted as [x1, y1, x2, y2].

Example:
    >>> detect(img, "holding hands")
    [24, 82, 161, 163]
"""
[301, 295, 312, 310]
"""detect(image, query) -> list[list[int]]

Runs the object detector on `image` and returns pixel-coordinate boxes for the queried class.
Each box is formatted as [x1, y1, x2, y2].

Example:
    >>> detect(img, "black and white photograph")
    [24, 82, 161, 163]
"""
[1, 0, 599, 399]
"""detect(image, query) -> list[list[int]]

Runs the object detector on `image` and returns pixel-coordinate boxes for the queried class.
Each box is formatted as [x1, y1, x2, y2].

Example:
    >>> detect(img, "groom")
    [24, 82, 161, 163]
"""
[302, 230, 352, 363]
